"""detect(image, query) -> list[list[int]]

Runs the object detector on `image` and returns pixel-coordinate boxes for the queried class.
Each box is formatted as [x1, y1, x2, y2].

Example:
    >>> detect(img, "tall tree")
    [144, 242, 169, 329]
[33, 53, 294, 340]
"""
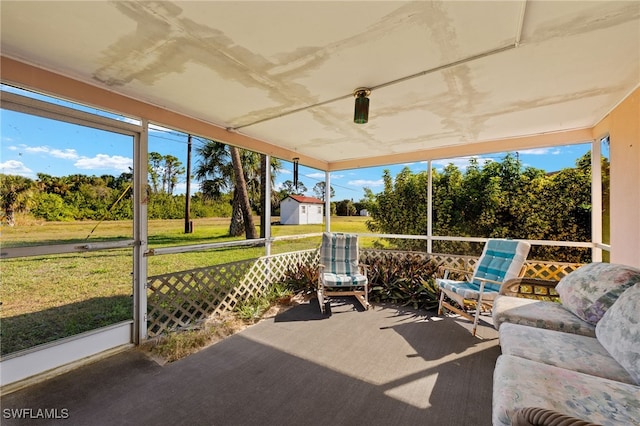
[36, 173, 69, 195]
[367, 153, 596, 261]
[148, 152, 164, 193]
[148, 152, 184, 195]
[312, 181, 334, 201]
[162, 154, 185, 195]
[195, 140, 280, 238]
[0, 174, 34, 226]
[230, 146, 258, 239]
[335, 199, 356, 216]
[279, 180, 307, 197]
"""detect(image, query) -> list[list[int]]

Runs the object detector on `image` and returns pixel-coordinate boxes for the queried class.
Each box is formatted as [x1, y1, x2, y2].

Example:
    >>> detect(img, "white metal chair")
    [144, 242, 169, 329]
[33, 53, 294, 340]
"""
[437, 239, 531, 335]
[317, 232, 370, 314]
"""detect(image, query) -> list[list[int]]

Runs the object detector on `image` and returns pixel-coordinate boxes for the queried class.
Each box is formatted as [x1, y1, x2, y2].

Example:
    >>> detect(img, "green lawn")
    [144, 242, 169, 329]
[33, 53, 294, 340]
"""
[1, 216, 371, 355]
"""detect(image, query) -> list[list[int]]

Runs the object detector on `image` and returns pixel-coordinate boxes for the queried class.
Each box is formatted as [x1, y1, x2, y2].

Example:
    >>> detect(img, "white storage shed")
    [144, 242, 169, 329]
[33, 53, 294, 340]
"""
[280, 195, 324, 225]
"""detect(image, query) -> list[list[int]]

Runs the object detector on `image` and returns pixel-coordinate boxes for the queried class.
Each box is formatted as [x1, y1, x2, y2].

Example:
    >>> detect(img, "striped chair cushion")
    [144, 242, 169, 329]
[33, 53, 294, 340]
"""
[320, 232, 359, 275]
[322, 272, 368, 287]
[439, 279, 502, 301]
[472, 239, 531, 292]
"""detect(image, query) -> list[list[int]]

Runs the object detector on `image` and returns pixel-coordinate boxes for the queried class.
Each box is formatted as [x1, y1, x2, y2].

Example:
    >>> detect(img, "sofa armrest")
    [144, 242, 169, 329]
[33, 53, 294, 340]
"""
[499, 278, 560, 301]
[512, 407, 601, 426]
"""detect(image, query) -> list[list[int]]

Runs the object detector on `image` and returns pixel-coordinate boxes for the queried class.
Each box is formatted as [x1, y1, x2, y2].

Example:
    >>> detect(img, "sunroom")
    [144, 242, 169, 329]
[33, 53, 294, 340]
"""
[0, 1, 639, 422]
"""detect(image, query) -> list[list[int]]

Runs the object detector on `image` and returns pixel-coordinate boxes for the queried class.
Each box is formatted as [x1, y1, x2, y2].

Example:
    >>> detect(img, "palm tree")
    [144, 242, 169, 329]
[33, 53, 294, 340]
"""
[0, 174, 34, 226]
[230, 146, 257, 239]
[194, 140, 280, 238]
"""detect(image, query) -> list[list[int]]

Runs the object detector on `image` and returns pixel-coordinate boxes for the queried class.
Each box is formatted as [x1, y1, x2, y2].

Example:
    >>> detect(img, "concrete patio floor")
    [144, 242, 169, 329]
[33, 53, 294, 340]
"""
[1, 300, 500, 426]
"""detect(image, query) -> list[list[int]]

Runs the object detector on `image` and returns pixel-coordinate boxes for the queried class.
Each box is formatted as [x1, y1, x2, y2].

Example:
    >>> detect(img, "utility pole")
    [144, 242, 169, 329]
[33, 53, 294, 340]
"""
[184, 134, 193, 233]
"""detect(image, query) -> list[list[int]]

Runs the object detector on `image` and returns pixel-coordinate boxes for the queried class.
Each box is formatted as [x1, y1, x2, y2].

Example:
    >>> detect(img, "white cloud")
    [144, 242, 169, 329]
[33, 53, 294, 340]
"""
[15, 144, 79, 160]
[278, 168, 292, 175]
[348, 179, 384, 187]
[306, 172, 325, 179]
[74, 154, 132, 173]
[330, 173, 344, 179]
[519, 148, 561, 155]
[22, 145, 49, 154]
[0, 160, 33, 176]
[49, 148, 79, 160]
[172, 181, 187, 195]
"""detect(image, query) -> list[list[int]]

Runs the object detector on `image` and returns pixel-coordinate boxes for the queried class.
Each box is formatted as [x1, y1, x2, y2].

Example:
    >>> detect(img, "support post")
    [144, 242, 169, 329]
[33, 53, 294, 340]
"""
[325, 171, 331, 232]
[427, 160, 433, 254]
[184, 134, 192, 233]
[265, 154, 272, 257]
[133, 120, 149, 344]
[592, 138, 603, 262]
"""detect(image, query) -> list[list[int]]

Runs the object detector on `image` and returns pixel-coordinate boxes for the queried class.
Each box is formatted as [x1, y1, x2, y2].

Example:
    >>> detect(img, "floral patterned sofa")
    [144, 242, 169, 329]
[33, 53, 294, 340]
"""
[490, 262, 640, 426]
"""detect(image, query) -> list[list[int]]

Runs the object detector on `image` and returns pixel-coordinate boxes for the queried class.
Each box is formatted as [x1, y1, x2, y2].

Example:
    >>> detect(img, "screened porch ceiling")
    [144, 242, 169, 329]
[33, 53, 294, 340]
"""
[1, 1, 639, 171]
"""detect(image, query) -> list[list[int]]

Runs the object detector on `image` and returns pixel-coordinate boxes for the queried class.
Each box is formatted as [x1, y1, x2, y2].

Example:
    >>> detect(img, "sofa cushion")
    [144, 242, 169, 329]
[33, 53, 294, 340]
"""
[556, 262, 640, 325]
[596, 284, 640, 385]
[492, 294, 596, 337]
[499, 323, 635, 384]
[493, 355, 640, 426]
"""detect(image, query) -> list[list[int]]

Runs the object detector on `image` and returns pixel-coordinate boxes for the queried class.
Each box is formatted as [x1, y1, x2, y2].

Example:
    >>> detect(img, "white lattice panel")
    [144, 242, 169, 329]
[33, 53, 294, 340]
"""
[147, 247, 582, 336]
[147, 249, 320, 336]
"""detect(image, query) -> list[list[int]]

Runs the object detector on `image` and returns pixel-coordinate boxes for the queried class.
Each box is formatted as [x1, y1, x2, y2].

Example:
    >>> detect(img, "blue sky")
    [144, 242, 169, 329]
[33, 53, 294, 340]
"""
[1, 85, 603, 202]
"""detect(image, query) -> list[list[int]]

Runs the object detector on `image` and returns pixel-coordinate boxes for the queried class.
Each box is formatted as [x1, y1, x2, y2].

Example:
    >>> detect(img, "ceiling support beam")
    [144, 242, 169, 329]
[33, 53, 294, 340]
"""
[0, 56, 328, 170]
[327, 127, 595, 171]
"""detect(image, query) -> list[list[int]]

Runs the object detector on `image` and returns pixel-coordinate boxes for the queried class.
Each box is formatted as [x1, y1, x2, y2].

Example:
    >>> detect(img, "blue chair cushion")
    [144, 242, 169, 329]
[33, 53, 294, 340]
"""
[472, 239, 530, 286]
[438, 278, 500, 300]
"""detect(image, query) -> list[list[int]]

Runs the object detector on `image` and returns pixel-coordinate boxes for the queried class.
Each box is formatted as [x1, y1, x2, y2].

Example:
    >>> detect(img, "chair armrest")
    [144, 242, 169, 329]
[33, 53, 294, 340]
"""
[512, 407, 600, 426]
[438, 266, 472, 280]
[442, 267, 470, 274]
[499, 278, 559, 299]
[474, 276, 504, 286]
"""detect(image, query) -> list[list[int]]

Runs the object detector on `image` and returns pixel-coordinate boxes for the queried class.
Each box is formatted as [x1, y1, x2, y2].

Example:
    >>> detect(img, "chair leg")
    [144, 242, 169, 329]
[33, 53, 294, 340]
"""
[438, 290, 445, 315]
[364, 285, 369, 309]
[317, 286, 325, 314]
[471, 282, 489, 336]
[472, 302, 481, 336]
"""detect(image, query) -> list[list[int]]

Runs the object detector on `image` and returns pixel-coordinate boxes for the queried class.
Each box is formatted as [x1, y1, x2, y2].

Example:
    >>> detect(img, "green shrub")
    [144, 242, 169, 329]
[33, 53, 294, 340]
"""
[281, 262, 319, 295]
[280, 252, 440, 311]
[266, 282, 294, 303]
[365, 252, 440, 310]
[31, 192, 77, 221]
[234, 295, 271, 323]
